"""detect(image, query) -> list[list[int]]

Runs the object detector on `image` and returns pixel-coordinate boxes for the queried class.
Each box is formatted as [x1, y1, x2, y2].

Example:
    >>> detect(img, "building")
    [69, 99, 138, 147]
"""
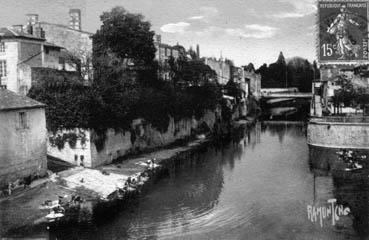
[14, 11, 93, 83]
[154, 35, 185, 81]
[244, 67, 261, 99]
[69, 9, 82, 31]
[231, 66, 244, 84]
[204, 57, 232, 85]
[308, 67, 369, 150]
[0, 88, 47, 188]
[0, 26, 64, 94]
[35, 11, 93, 82]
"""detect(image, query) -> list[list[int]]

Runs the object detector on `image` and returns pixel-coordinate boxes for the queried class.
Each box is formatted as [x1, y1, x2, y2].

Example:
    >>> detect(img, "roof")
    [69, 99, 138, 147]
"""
[39, 21, 93, 35]
[43, 41, 63, 49]
[0, 89, 45, 111]
[0, 27, 45, 41]
[0, 27, 63, 49]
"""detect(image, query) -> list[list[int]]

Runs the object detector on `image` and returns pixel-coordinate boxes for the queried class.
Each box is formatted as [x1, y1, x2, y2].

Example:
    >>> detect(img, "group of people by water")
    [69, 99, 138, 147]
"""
[123, 158, 158, 191]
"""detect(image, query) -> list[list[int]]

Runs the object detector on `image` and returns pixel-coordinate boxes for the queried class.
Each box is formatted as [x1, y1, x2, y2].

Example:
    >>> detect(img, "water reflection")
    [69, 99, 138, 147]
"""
[6, 122, 369, 239]
[310, 145, 369, 239]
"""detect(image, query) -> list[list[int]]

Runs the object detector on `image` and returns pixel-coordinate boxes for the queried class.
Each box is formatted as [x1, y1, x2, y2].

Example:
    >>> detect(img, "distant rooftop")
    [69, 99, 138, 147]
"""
[39, 21, 93, 35]
[0, 27, 45, 41]
[0, 89, 45, 111]
[0, 27, 63, 49]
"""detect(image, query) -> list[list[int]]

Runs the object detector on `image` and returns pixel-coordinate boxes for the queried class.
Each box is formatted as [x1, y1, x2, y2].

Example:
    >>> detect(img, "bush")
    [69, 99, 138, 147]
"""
[28, 76, 221, 151]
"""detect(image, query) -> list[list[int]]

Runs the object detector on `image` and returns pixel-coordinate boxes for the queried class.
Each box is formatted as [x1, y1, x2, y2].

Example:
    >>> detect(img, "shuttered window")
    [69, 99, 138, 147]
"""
[0, 42, 5, 52]
[18, 112, 28, 129]
[0, 60, 7, 77]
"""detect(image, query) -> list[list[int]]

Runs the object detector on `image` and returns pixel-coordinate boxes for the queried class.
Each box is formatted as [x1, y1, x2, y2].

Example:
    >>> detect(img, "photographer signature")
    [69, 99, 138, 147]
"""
[307, 199, 350, 227]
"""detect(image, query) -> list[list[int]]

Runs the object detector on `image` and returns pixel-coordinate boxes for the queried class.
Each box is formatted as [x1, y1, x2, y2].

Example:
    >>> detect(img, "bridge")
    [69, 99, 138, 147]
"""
[260, 88, 312, 105]
[261, 92, 313, 99]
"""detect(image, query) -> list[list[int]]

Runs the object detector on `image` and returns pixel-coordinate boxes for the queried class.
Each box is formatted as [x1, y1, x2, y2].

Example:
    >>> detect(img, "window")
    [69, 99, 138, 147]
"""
[18, 112, 28, 129]
[0, 60, 6, 77]
[80, 155, 84, 167]
[0, 42, 5, 52]
[59, 57, 65, 70]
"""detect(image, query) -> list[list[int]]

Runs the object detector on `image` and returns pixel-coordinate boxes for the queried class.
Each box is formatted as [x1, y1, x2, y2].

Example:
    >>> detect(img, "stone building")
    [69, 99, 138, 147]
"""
[308, 66, 369, 151]
[154, 35, 185, 81]
[0, 26, 64, 94]
[204, 57, 232, 85]
[0, 88, 47, 188]
[244, 67, 261, 99]
[34, 11, 93, 82]
[14, 11, 92, 83]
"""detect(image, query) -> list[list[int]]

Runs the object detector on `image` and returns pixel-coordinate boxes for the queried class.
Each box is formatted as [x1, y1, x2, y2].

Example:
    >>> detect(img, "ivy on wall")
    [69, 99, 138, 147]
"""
[28, 75, 221, 152]
[49, 131, 87, 150]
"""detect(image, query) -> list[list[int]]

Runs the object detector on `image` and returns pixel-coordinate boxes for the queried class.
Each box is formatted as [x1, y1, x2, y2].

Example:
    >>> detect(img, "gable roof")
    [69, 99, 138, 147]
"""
[0, 27, 63, 50]
[0, 89, 45, 111]
[0, 27, 45, 41]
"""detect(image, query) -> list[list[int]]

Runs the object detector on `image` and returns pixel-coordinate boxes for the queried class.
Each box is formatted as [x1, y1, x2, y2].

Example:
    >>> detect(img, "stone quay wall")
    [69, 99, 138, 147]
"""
[307, 118, 369, 149]
[48, 110, 219, 168]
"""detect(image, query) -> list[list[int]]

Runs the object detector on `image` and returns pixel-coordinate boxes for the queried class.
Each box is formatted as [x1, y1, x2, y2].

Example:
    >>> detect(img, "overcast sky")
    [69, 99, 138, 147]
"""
[0, 0, 317, 67]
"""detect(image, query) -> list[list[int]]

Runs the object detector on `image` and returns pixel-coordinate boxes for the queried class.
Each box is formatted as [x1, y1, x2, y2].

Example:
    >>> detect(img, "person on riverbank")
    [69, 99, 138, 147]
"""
[125, 177, 132, 189]
[7, 182, 12, 196]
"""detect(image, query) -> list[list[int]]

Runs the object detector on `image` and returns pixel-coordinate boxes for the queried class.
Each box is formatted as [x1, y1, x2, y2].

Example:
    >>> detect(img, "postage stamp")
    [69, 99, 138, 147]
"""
[318, 0, 369, 65]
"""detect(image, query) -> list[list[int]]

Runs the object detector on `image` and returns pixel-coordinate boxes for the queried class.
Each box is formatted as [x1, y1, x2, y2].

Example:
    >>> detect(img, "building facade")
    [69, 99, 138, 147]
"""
[0, 26, 64, 94]
[204, 57, 232, 85]
[38, 22, 93, 82]
[308, 67, 369, 150]
[0, 88, 47, 188]
[244, 67, 261, 99]
[34, 10, 93, 82]
[154, 35, 185, 81]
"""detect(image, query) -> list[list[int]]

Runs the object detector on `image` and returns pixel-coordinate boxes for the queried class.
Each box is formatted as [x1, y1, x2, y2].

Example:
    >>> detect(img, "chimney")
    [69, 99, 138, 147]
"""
[26, 14, 39, 26]
[196, 44, 200, 59]
[28, 22, 44, 38]
[155, 34, 161, 44]
[26, 25, 33, 35]
[69, 9, 81, 31]
[34, 26, 42, 38]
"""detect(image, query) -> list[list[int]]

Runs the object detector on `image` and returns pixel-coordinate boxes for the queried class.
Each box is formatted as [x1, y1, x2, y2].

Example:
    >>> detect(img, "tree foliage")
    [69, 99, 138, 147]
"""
[168, 57, 217, 87]
[92, 6, 156, 65]
[333, 75, 369, 108]
[28, 6, 222, 149]
[257, 52, 319, 92]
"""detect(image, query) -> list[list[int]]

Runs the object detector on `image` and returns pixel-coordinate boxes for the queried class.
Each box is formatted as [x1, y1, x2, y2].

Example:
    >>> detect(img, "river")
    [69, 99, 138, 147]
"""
[11, 122, 369, 239]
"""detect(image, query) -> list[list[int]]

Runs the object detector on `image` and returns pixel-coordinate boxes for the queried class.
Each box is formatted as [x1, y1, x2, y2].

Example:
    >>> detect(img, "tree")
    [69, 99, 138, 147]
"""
[257, 52, 317, 92]
[244, 63, 255, 72]
[286, 57, 314, 92]
[312, 60, 320, 80]
[169, 58, 217, 87]
[92, 7, 156, 66]
[277, 51, 286, 65]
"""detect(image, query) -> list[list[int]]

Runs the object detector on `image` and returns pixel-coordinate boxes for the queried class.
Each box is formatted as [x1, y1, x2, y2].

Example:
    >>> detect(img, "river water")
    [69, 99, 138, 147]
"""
[12, 122, 369, 239]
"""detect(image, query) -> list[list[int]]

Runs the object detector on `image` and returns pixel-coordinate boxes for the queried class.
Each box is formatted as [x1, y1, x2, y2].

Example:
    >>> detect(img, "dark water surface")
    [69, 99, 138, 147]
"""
[12, 122, 369, 239]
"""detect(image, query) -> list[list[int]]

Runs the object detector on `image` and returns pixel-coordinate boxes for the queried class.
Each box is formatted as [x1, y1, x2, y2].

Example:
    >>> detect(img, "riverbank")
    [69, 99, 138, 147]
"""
[0, 133, 221, 237]
[0, 110, 257, 237]
[24, 121, 320, 240]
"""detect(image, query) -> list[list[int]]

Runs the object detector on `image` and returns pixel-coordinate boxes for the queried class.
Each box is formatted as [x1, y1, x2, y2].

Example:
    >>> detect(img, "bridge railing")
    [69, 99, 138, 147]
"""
[310, 115, 369, 123]
[261, 92, 312, 98]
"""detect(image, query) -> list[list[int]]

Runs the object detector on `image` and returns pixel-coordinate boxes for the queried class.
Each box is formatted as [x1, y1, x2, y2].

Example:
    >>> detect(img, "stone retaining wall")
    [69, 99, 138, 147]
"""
[48, 110, 219, 168]
[307, 120, 369, 149]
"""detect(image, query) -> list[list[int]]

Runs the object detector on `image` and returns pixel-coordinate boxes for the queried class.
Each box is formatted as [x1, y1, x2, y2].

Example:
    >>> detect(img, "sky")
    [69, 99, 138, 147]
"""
[0, 0, 317, 68]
